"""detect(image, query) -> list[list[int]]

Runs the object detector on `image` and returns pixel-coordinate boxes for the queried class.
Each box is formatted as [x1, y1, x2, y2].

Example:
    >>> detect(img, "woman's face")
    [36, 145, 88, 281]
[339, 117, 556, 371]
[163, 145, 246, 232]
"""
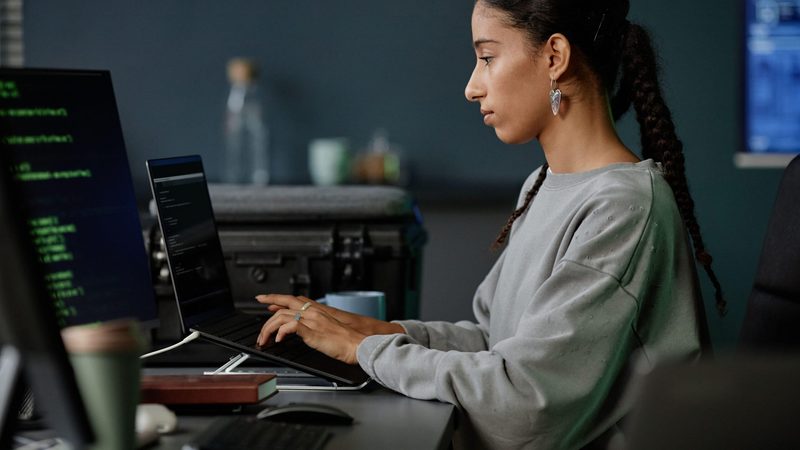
[465, 3, 550, 145]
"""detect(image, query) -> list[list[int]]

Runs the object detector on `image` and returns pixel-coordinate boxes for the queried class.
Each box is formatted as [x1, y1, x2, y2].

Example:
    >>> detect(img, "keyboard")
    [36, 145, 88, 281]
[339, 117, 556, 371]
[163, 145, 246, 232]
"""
[200, 313, 314, 360]
[182, 416, 330, 450]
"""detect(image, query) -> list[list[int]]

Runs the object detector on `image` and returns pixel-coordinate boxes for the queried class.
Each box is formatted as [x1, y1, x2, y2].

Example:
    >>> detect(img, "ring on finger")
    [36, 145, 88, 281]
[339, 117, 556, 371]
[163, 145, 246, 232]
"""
[294, 311, 302, 321]
[300, 301, 313, 311]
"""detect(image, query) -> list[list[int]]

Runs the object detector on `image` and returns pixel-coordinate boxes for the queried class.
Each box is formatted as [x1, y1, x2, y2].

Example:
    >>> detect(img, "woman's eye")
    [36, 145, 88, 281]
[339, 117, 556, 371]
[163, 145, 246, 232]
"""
[479, 56, 493, 66]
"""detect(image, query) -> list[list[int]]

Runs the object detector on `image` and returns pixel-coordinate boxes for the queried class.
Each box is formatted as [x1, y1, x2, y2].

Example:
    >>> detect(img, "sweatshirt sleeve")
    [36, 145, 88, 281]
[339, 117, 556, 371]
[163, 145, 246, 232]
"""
[356, 262, 639, 449]
[390, 249, 506, 352]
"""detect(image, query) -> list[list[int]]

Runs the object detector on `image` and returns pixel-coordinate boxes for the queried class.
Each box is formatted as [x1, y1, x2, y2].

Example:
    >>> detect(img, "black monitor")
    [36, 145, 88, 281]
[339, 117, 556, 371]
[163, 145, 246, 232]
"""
[0, 68, 158, 328]
[0, 67, 160, 445]
[0, 147, 94, 447]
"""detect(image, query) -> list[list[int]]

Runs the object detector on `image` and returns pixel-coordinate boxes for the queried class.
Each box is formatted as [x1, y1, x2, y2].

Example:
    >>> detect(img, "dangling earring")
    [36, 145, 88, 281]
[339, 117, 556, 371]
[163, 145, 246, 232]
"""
[549, 78, 562, 116]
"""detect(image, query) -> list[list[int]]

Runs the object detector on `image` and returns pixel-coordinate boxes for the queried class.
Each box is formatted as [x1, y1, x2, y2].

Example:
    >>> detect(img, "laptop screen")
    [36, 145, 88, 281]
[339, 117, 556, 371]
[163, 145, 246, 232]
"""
[147, 155, 234, 330]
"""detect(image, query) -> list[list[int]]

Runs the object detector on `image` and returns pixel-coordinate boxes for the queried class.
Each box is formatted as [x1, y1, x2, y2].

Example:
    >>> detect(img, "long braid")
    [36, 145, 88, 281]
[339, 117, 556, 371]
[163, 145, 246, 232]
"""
[620, 24, 727, 316]
[493, 163, 549, 249]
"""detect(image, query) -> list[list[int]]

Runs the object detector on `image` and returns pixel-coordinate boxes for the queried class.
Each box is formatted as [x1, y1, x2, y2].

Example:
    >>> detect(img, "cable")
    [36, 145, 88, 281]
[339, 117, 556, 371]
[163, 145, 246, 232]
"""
[139, 331, 201, 359]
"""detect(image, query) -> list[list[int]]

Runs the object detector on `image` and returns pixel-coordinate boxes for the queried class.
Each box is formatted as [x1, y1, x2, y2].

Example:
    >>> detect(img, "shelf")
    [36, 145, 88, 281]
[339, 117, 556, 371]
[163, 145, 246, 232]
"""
[734, 153, 798, 169]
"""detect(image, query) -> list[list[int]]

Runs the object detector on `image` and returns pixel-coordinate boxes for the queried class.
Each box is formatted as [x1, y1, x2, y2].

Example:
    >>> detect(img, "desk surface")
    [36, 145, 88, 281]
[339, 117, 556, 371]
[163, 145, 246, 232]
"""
[150, 372, 456, 450]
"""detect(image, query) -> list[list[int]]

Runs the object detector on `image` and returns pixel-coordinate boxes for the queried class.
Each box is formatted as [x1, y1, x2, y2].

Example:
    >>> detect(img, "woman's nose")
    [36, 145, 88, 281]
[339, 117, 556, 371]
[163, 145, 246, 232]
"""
[464, 66, 483, 102]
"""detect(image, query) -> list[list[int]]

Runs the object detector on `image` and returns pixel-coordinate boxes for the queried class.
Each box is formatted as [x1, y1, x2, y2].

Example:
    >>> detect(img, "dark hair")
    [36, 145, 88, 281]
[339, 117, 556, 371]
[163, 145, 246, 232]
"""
[484, 0, 726, 316]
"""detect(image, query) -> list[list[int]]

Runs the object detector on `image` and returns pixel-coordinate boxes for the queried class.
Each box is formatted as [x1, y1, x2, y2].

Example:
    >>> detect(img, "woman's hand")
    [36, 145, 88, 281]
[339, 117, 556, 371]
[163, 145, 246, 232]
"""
[254, 294, 403, 365]
[255, 294, 404, 337]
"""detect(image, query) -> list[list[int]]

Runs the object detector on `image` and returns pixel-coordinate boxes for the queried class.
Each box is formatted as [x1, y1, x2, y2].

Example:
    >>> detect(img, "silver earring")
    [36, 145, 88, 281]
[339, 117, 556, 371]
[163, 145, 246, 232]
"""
[549, 78, 562, 116]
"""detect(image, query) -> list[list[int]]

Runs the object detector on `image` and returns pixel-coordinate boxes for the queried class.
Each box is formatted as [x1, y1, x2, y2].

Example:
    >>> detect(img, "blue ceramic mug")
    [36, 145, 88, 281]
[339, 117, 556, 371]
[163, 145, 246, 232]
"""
[320, 291, 386, 320]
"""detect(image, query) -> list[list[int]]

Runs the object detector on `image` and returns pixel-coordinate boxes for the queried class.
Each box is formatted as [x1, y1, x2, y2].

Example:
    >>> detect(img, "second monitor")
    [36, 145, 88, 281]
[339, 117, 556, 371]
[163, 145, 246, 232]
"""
[0, 68, 158, 329]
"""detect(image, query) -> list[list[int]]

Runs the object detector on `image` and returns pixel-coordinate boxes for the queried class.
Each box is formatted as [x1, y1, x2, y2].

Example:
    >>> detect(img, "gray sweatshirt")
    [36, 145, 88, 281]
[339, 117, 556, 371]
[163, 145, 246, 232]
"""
[356, 160, 704, 449]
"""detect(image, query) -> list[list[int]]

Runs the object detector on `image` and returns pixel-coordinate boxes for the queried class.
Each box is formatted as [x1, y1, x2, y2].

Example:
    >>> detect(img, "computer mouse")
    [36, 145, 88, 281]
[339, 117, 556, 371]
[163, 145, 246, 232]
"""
[256, 402, 354, 425]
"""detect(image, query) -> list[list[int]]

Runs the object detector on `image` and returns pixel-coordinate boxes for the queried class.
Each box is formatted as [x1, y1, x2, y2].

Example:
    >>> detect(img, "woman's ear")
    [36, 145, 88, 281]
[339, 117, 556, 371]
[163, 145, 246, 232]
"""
[544, 33, 571, 81]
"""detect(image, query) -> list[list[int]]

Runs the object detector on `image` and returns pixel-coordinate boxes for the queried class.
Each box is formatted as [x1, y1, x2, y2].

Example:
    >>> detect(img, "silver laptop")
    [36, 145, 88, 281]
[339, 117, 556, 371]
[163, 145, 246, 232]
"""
[146, 154, 370, 388]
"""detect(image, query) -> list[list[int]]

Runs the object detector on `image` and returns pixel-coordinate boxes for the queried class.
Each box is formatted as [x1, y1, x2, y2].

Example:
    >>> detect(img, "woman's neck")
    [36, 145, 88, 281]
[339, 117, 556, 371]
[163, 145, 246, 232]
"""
[538, 90, 639, 174]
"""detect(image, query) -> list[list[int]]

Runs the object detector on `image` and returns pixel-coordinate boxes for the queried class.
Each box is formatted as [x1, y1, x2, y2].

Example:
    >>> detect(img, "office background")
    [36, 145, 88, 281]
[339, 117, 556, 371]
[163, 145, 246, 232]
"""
[25, 0, 783, 348]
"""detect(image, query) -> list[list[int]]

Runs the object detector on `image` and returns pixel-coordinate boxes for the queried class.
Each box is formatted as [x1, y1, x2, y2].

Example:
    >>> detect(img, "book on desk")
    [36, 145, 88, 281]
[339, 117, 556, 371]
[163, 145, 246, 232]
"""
[140, 374, 277, 405]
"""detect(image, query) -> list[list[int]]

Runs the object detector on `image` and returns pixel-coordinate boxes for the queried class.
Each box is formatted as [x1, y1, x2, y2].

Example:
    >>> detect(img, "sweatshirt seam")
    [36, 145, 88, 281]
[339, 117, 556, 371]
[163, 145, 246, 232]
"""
[619, 170, 656, 283]
[562, 259, 650, 361]
[556, 259, 649, 362]
[556, 168, 654, 306]
[557, 259, 642, 311]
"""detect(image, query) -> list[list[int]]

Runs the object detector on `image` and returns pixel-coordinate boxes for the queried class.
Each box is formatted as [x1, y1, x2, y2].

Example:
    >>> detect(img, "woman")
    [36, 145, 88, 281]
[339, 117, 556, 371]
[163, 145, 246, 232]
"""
[256, 0, 725, 448]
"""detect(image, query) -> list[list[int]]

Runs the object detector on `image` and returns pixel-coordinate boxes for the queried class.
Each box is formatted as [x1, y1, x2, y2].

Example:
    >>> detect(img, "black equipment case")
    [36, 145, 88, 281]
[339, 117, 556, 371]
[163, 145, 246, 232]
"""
[147, 185, 426, 340]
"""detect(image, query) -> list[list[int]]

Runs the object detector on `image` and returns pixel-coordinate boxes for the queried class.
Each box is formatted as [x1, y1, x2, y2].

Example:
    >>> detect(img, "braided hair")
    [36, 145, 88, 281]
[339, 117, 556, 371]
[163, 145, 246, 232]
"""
[483, 0, 726, 316]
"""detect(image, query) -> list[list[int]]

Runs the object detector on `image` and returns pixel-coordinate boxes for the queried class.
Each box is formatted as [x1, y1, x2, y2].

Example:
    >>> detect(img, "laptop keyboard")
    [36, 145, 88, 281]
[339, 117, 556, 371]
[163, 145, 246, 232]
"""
[201, 314, 315, 361]
[184, 416, 330, 450]
[203, 314, 261, 337]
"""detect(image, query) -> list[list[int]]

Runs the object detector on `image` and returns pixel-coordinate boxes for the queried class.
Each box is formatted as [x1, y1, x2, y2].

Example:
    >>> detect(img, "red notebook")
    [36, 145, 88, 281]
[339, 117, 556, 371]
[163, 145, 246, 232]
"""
[140, 374, 277, 405]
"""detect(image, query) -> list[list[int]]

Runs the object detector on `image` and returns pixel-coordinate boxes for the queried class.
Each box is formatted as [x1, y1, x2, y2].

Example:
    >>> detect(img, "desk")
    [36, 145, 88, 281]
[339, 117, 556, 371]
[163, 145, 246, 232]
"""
[149, 370, 457, 450]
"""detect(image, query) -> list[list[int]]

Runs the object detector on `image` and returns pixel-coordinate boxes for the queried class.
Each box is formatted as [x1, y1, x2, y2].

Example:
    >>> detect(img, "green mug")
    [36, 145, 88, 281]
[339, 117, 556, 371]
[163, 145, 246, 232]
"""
[61, 319, 144, 450]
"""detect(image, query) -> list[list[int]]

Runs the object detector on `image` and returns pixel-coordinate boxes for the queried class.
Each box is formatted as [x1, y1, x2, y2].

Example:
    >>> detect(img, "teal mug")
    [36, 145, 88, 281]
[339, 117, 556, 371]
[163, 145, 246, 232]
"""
[320, 291, 386, 320]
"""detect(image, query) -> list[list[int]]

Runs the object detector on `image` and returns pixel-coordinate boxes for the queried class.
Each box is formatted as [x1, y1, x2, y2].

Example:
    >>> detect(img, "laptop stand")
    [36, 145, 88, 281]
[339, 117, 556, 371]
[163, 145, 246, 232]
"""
[202, 352, 371, 391]
[203, 352, 252, 375]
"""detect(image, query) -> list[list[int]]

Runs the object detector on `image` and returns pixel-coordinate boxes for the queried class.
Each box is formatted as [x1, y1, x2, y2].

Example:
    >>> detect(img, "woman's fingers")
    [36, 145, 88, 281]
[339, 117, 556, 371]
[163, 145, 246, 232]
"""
[255, 293, 368, 332]
[275, 319, 303, 343]
[254, 305, 363, 365]
[255, 294, 313, 309]
[257, 307, 323, 346]
[255, 294, 312, 344]
[257, 309, 294, 346]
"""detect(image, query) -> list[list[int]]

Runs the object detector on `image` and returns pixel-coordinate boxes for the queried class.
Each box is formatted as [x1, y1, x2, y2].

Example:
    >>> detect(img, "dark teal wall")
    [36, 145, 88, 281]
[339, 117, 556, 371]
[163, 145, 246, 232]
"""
[624, 1, 784, 347]
[25, 0, 538, 193]
[24, 0, 786, 348]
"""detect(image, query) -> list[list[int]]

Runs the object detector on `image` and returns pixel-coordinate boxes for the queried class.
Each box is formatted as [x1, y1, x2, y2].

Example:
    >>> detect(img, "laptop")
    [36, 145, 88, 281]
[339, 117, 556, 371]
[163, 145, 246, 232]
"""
[146, 155, 370, 388]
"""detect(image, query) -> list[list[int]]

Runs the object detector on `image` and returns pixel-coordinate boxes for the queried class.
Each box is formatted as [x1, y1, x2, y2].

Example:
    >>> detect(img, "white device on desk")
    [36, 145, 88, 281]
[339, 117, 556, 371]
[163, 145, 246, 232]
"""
[136, 404, 177, 448]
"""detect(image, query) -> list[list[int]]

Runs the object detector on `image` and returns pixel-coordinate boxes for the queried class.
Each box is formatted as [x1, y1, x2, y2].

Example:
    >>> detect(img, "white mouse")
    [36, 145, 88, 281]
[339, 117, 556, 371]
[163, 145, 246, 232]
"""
[136, 403, 177, 434]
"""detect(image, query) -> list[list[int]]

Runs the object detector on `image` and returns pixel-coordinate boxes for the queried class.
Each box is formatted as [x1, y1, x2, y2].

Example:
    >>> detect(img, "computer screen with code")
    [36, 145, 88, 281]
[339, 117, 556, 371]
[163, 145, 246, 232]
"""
[147, 155, 233, 329]
[0, 68, 157, 328]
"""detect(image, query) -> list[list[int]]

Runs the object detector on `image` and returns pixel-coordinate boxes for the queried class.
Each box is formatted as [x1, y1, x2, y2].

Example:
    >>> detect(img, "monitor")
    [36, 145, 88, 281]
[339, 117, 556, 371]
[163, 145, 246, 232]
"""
[743, 0, 800, 156]
[0, 68, 158, 329]
[0, 147, 94, 447]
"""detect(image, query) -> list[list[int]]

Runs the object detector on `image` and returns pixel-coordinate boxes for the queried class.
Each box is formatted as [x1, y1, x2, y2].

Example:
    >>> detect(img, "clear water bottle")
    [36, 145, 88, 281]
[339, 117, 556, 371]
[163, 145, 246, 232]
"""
[224, 58, 270, 185]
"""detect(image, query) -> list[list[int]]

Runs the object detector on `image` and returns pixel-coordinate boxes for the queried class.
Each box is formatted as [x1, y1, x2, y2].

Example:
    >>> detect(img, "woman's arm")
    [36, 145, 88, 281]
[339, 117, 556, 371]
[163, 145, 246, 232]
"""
[358, 264, 647, 449]
[257, 247, 505, 353]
